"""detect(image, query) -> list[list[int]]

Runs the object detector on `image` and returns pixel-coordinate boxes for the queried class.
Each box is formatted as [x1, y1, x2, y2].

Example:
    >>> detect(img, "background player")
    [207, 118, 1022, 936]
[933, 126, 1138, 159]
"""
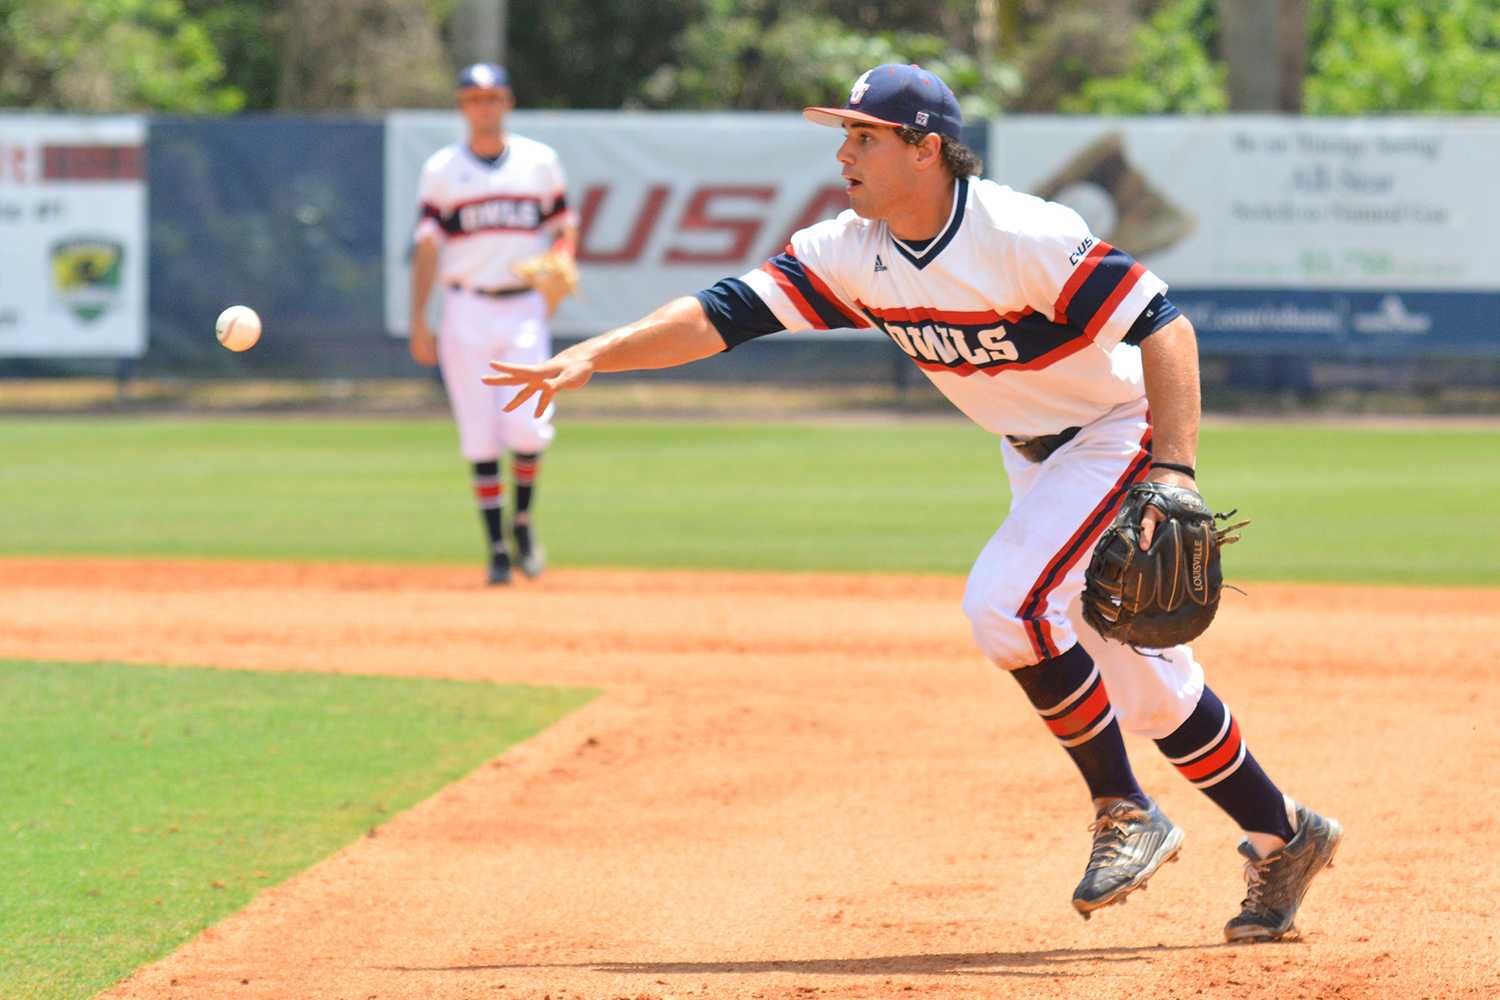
[486, 64, 1341, 941]
[410, 62, 577, 585]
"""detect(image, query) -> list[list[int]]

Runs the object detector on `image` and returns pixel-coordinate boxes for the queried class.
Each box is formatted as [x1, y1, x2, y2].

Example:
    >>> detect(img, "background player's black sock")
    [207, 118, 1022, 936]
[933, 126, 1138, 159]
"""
[1010, 644, 1147, 806]
[511, 452, 539, 551]
[1154, 686, 1295, 840]
[471, 460, 505, 558]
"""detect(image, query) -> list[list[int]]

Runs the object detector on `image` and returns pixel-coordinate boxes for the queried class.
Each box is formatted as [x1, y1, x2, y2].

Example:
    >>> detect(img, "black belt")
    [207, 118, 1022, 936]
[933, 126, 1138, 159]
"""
[1006, 425, 1082, 463]
[447, 283, 533, 299]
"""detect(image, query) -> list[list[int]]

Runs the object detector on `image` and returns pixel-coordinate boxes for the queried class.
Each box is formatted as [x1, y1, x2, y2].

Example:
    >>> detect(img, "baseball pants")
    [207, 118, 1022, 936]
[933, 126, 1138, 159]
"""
[962, 397, 1205, 738]
[438, 286, 556, 461]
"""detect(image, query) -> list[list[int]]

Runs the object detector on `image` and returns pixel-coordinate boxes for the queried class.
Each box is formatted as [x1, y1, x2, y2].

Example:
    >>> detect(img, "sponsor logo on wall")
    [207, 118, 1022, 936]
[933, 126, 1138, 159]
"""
[1352, 295, 1432, 335]
[50, 237, 124, 323]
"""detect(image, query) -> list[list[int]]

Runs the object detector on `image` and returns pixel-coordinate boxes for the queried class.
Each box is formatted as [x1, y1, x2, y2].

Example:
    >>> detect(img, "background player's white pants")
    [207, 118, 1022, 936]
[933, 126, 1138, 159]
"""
[438, 287, 556, 461]
[962, 398, 1204, 739]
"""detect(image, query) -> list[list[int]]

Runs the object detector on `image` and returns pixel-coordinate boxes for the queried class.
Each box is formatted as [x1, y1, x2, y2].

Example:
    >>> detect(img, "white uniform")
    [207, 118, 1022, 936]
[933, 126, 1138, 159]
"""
[701, 176, 1204, 738]
[415, 135, 573, 460]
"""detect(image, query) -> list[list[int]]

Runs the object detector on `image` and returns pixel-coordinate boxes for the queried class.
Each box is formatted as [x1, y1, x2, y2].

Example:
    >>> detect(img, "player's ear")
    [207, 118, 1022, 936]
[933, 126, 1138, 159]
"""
[915, 132, 943, 171]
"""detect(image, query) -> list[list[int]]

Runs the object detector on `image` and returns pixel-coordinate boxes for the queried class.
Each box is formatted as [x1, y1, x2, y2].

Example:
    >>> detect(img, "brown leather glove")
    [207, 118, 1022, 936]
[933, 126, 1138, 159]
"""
[512, 250, 579, 315]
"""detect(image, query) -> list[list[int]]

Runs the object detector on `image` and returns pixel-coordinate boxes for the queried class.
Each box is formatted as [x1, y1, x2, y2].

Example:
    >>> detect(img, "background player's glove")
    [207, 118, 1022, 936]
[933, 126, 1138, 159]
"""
[1081, 482, 1248, 648]
[512, 249, 579, 315]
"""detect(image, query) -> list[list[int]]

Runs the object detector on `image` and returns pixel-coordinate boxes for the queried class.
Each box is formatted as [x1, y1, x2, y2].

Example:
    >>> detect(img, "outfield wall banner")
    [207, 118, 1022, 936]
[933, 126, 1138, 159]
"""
[989, 116, 1500, 355]
[0, 116, 148, 358]
[385, 111, 868, 339]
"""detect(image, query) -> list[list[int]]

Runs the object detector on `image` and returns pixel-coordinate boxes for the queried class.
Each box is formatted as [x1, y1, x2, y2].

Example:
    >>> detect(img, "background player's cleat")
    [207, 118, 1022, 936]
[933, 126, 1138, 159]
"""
[513, 525, 545, 579]
[1072, 798, 1184, 918]
[518, 544, 545, 579]
[1224, 805, 1342, 943]
[487, 551, 513, 586]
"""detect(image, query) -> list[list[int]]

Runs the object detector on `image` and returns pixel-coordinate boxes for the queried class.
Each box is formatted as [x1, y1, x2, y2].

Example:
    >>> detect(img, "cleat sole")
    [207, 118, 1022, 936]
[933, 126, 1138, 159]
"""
[1072, 833, 1184, 918]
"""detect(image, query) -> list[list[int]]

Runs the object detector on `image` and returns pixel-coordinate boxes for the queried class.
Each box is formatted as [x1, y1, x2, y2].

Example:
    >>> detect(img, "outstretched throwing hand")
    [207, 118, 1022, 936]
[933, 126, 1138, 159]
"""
[482, 356, 594, 417]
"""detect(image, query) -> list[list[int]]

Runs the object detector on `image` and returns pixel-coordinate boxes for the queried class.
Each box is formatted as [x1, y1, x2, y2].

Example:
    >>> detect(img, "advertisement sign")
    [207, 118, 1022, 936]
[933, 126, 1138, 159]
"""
[990, 117, 1500, 354]
[0, 116, 148, 357]
[386, 112, 1500, 356]
[385, 111, 864, 338]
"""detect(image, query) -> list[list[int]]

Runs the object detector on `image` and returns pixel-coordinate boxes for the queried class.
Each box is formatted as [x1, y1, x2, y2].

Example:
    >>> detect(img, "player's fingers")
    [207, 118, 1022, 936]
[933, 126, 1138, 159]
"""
[490, 360, 545, 375]
[1138, 507, 1164, 551]
[533, 386, 555, 419]
[481, 372, 528, 386]
[502, 385, 538, 413]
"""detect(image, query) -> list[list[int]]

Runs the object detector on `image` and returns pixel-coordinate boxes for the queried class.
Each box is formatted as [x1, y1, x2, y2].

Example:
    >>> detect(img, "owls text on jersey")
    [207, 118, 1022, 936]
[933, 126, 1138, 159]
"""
[415, 134, 573, 289]
[697, 177, 1181, 438]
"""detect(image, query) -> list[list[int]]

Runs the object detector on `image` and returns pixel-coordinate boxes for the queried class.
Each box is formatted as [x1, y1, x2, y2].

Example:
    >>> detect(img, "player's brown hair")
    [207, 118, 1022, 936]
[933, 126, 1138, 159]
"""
[896, 126, 983, 178]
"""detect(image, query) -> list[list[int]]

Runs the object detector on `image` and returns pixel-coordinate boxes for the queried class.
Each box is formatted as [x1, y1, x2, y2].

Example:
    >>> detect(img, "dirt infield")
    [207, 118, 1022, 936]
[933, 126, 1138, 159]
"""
[3, 558, 1497, 1000]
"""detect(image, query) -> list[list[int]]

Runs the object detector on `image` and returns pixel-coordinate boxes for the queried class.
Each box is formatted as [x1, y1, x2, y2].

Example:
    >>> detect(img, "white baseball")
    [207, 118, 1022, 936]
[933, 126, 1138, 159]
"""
[215, 305, 262, 352]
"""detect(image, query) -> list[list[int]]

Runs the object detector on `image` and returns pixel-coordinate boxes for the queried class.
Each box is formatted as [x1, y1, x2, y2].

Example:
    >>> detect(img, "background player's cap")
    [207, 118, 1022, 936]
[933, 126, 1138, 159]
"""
[456, 62, 509, 90]
[804, 64, 962, 141]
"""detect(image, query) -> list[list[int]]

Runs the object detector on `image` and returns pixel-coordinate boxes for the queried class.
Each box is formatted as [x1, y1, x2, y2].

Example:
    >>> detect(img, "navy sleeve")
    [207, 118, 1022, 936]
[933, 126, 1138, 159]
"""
[695, 277, 786, 351]
[1122, 293, 1180, 346]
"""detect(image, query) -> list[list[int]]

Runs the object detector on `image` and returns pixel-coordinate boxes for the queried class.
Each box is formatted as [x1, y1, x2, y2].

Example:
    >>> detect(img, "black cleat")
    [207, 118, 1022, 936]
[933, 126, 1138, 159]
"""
[1224, 804, 1342, 943]
[513, 524, 545, 579]
[486, 551, 513, 586]
[1072, 798, 1184, 918]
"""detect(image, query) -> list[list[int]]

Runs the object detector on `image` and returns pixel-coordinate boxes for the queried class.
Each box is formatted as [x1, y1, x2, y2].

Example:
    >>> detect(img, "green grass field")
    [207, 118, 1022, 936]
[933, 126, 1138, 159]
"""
[0, 660, 593, 1000]
[4, 415, 1499, 585]
[1, 413, 1495, 997]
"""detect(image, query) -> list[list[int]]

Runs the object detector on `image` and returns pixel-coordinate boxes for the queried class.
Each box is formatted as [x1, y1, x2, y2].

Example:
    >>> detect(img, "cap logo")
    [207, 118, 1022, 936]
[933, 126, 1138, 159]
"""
[849, 71, 873, 105]
[914, 111, 930, 127]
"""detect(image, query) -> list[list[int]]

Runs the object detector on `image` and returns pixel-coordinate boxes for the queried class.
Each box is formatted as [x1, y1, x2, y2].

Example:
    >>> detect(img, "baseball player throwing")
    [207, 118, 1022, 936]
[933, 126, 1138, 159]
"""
[487, 64, 1341, 941]
[410, 62, 577, 584]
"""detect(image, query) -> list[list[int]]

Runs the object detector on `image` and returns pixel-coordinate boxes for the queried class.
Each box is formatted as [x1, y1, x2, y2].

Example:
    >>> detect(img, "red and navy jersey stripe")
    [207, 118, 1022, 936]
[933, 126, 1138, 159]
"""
[698, 249, 868, 348]
[540, 193, 569, 223]
[758, 249, 870, 331]
[856, 244, 1163, 378]
[1055, 242, 1145, 335]
[433, 193, 549, 237]
[860, 303, 1096, 376]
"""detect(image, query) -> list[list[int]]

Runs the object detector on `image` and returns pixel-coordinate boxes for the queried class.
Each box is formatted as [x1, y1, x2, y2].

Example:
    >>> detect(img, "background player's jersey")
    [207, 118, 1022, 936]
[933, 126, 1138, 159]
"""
[699, 178, 1175, 438]
[415, 134, 572, 290]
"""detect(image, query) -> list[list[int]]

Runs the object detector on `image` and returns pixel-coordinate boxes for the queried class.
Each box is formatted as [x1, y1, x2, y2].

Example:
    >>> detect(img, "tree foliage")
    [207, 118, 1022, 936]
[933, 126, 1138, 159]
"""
[1059, 0, 1227, 114]
[3, 0, 1499, 114]
[506, 0, 1021, 115]
[1303, 0, 1500, 112]
[277, 0, 451, 111]
[1006, 1, 1143, 113]
[0, 0, 242, 112]
[504, 0, 703, 109]
[1058, 0, 1500, 115]
[180, 0, 282, 111]
[632, 2, 1019, 117]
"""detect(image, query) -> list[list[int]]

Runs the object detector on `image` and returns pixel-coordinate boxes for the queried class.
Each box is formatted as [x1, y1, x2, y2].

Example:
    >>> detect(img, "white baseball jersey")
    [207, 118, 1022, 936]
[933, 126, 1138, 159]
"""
[415, 134, 572, 290]
[697, 174, 1205, 719]
[700, 177, 1173, 439]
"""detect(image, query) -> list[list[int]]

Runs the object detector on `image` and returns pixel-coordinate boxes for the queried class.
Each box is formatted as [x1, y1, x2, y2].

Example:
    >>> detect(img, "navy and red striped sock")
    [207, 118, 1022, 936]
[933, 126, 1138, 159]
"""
[511, 452, 539, 545]
[471, 460, 504, 555]
[1010, 644, 1146, 805]
[1154, 686, 1295, 840]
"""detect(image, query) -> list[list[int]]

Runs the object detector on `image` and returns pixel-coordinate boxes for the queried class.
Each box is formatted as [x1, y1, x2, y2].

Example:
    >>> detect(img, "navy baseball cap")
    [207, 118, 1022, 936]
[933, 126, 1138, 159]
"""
[804, 64, 962, 141]
[456, 62, 509, 90]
